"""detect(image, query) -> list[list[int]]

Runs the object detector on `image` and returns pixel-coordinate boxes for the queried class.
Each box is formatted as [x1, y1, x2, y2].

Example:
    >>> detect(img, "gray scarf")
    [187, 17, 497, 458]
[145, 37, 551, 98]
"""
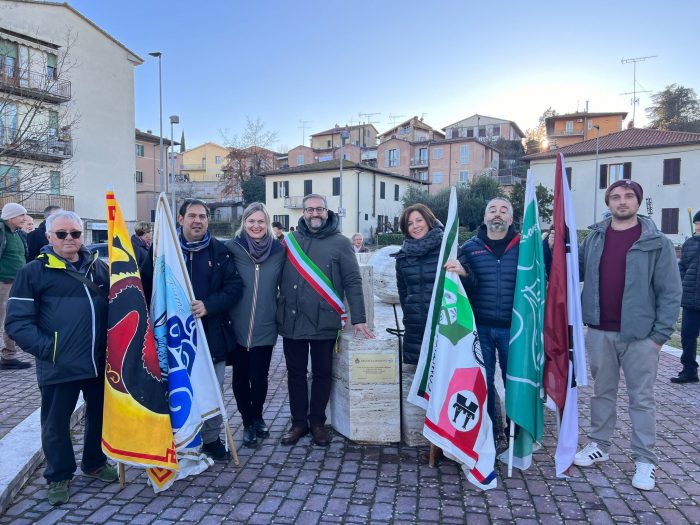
[400, 222, 444, 257]
[241, 231, 273, 263]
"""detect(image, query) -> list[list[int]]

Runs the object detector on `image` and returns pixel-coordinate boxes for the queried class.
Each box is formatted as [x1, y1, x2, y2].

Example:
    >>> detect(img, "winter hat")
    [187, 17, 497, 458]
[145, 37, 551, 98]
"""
[693, 210, 700, 223]
[1, 203, 27, 221]
[604, 180, 643, 205]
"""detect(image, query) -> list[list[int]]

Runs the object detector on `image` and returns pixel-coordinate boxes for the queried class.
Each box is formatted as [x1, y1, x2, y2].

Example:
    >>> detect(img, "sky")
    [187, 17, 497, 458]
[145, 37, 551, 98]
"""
[67, 0, 700, 152]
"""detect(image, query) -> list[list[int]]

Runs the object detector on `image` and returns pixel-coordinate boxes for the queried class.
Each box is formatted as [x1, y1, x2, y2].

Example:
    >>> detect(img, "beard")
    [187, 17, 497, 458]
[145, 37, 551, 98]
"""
[304, 216, 326, 232]
[486, 219, 507, 234]
[610, 206, 637, 220]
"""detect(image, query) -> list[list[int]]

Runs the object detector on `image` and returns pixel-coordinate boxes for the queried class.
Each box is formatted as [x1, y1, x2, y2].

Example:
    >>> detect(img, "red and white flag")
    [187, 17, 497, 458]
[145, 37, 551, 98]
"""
[543, 153, 587, 477]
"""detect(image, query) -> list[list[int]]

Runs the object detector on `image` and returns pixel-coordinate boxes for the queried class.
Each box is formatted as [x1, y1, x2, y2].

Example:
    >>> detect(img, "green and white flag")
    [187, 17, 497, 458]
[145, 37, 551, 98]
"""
[499, 170, 546, 471]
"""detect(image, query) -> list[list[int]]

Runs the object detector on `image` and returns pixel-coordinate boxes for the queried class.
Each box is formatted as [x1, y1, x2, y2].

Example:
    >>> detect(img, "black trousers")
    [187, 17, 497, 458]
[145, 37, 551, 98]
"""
[681, 307, 700, 373]
[40, 377, 107, 482]
[230, 344, 274, 427]
[282, 338, 335, 427]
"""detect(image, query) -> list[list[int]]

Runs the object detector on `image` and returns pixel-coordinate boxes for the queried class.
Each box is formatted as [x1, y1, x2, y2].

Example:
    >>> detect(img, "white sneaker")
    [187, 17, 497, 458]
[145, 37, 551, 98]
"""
[632, 462, 656, 490]
[573, 442, 610, 467]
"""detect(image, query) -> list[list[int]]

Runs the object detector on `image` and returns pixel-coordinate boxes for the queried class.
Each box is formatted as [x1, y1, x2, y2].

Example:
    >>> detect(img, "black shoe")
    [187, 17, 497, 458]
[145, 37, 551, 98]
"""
[202, 438, 231, 462]
[253, 418, 269, 439]
[0, 357, 31, 370]
[671, 371, 699, 384]
[243, 426, 258, 448]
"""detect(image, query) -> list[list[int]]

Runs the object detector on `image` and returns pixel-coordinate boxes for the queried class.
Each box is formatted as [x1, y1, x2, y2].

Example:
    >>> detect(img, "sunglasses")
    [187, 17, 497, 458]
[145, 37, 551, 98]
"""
[53, 230, 82, 240]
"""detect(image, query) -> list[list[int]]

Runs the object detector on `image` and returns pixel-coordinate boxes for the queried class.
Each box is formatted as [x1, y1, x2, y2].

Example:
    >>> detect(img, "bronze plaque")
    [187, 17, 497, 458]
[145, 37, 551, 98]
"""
[351, 354, 398, 384]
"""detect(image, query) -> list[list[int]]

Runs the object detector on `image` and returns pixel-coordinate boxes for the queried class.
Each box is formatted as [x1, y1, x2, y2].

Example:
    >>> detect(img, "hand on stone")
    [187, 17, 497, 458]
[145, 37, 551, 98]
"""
[354, 323, 375, 339]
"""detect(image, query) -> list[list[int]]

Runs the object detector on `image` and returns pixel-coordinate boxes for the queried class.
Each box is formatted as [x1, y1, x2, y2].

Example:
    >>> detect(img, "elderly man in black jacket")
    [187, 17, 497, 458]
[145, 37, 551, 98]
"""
[277, 194, 374, 446]
[6, 211, 117, 506]
[673, 211, 700, 383]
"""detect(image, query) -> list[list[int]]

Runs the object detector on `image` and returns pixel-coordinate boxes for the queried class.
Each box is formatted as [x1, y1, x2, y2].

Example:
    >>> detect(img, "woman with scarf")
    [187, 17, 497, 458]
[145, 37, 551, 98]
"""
[226, 203, 285, 448]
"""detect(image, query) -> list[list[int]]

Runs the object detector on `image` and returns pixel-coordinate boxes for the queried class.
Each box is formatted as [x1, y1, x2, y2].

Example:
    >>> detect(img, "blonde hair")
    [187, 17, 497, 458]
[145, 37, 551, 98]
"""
[235, 202, 274, 238]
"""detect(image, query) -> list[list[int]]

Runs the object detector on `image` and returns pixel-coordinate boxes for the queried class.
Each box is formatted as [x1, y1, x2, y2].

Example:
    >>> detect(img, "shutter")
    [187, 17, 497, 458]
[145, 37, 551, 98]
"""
[623, 162, 632, 180]
[663, 159, 670, 185]
[674, 158, 681, 184]
[384, 150, 390, 167]
[599, 164, 607, 189]
[273, 181, 278, 199]
[565, 167, 572, 187]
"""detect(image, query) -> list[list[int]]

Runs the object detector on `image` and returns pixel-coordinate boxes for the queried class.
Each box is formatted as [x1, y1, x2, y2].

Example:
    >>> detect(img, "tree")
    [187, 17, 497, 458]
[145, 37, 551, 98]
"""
[0, 31, 79, 198]
[646, 84, 700, 132]
[525, 107, 557, 155]
[509, 181, 554, 226]
[179, 130, 186, 153]
[241, 173, 265, 205]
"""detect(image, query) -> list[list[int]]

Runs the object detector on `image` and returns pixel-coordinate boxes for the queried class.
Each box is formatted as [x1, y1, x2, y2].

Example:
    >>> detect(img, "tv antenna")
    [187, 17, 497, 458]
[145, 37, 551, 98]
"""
[298, 119, 312, 145]
[620, 55, 657, 126]
[388, 113, 406, 127]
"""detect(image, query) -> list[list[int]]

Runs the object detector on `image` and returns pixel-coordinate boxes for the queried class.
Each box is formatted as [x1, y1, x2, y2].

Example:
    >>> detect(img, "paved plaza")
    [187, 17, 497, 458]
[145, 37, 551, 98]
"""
[0, 341, 699, 524]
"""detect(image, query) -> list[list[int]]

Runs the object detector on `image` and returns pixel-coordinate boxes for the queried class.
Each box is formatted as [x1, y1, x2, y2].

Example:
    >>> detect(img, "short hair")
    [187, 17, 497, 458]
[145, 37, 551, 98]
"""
[46, 210, 82, 234]
[178, 198, 210, 218]
[302, 193, 328, 209]
[134, 221, 152, 236]
[235, 202, 274, 238]
[43, 205, 61, 219]
[271, 221, 283, 229]
[399, 204, 438, 237]
[352, 233, 363, 241]
[484, 197, 513, 216]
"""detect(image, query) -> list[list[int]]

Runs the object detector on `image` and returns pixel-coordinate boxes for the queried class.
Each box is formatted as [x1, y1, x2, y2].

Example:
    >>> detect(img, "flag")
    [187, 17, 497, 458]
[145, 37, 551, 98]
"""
[499, 170, 546, 471]
[543, 153, 587, 477]
[102, 191, 177, 475]
[146, 194, 227, 491]
[408, 188, 497, 490]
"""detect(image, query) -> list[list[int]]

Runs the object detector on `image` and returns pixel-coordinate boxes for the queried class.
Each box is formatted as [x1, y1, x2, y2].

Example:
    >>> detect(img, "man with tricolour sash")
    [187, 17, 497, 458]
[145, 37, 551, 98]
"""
[278, 193, 374, 446]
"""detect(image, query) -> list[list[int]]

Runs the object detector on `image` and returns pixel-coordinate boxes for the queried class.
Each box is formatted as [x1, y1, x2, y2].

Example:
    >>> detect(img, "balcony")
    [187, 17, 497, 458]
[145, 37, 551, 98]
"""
[547, 129, 584, 138]
[181, 163, 206, 171]
[284, 196, 304, 209]
[0, 128, 73, 163]
[0, 192, 74, 213]
[410, 157, 429, 168]
[0, 69, 71, 103]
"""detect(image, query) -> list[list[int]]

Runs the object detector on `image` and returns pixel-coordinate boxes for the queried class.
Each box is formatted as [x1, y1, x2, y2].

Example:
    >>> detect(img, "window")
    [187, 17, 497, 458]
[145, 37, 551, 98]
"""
[386, 149, 400, 167]
[273, 215, 290, 230]
[327, 140, 331, 148]
[418, 147, 428, 163]
[47, 53, 57, 79]
[478, 127, 486, 138]
[432, 172, 443, 184]
[565, 167, 572, 187]
[135, 144, 145, 157]
[460, 144, 470, 165]
[491, 125, 500, 137]
[394, 184, 399, 201]
[433, 147, 443, 160]
[661, 208, 679, 234]
[304, 179, 312, 196]
[319, 154, 332, 162]
[459, 171, 469, 185]
[663, 158, 681, 185]
[297, 154, 305, 166]
[49, 171, 60, 195]
[364, 213, 368, 220]
[135, 170, 143, 183]
[0, 164, 20, 193]
[273, 180, 289, 198]
[588, 120, 593, 130]
[566, 121, 574, 134]
[599, 162, 631, 188]
[466, 129, 474, 138]
[380, 181, 386, 199]
[332, 177, 340, 196]
[48, 111, 58, 138]
[0, 40, 17, 78]
[201, 157, 206, 169]
[215, 156, 222, 165]
[418, 171, 428, 182]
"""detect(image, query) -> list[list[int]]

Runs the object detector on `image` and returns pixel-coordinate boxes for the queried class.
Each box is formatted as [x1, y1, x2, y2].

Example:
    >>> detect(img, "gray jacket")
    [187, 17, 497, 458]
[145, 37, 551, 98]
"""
[579, 215, 681, 345]
[226, 236, 285, 348]
[277, 211, 366, 340]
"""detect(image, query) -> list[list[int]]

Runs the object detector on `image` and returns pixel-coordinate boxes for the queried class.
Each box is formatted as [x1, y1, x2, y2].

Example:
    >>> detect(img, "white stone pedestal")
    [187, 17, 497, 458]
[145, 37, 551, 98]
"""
[400, 363, 429, 447]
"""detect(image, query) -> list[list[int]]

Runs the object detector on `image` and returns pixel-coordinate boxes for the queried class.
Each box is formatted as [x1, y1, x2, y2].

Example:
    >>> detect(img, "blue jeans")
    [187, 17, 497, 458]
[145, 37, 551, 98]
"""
[477, 325, 510, 438]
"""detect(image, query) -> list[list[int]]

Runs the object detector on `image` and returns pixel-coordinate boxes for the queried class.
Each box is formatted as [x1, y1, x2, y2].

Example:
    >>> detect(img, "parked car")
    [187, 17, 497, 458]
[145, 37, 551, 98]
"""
[85, 242, 108, 262]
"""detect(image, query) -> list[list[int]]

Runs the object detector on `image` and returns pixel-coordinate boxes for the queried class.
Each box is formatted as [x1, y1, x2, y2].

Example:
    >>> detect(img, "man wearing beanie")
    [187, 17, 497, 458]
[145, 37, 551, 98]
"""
[673, 210, 700, 383]
[0, 202, 32, 370]
[574, 180, 681, 491]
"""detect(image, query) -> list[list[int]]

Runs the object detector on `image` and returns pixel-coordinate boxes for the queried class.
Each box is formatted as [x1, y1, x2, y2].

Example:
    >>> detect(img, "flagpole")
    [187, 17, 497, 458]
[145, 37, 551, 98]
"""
[507, 422, 515, 477]
[119, 463, 126, 489]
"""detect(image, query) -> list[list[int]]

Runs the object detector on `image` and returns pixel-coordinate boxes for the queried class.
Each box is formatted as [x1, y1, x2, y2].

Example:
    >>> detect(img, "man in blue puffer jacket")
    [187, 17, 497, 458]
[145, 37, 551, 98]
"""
[458, 198, 520, 444]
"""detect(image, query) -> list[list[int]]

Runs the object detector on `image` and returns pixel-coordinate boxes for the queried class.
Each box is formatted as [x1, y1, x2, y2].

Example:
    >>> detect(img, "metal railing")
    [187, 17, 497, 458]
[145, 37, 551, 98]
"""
[0, 128, 72, 160]
[284, 196, 305, 209]
[0, 192, 74, 213]
[0, 69, 71, 102]
[410, 158, 428, 167]
[181, 163, 207, 171]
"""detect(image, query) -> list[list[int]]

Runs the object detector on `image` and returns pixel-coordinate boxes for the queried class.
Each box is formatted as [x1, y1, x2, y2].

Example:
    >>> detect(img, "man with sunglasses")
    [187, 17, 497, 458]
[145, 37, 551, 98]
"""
[278, 194, 374, 447]
[5, 211, 117, 505]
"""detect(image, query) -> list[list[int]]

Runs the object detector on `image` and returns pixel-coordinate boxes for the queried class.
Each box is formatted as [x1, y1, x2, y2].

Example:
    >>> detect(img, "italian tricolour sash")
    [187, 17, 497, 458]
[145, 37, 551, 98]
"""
[284, 232, 347, 327]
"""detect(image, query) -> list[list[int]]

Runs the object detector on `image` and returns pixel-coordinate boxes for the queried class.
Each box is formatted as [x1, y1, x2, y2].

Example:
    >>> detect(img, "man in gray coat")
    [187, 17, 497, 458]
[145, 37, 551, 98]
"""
[574, 180, 681, 491]
[278, 194, 374, 446]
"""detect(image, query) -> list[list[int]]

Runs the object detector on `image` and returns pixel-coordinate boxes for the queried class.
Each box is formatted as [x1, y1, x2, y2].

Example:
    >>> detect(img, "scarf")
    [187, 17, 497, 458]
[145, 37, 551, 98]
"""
[178, 228, 211, 254]
[400, 222, 444, 258]
[240, 231, 273, 263]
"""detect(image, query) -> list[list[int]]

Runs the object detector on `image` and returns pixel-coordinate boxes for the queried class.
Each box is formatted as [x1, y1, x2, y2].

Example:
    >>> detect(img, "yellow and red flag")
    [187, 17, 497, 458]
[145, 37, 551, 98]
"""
[102, 191, 178, 478]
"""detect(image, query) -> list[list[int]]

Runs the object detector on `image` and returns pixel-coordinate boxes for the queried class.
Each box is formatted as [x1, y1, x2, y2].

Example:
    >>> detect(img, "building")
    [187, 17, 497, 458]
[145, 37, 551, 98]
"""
[442, 114, 525, 142]
[310, 123, 378, 149]
[0, 0, 141, 242]
[260, 159, 428, 239]
[378, 116, 445, 144]
[545, 111, 627, 149]
[179, 142, 229, 182]
[134, 129, 178, 222]
[524, 128, 700, 244]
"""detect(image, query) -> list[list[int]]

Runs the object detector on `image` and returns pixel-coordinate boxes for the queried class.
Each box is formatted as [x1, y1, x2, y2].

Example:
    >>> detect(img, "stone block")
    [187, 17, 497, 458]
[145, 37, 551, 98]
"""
[400, 364, 429, 447]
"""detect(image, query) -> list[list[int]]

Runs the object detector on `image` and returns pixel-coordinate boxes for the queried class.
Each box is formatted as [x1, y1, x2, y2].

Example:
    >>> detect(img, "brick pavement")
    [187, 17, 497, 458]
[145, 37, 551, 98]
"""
[1, 341, 699, 524]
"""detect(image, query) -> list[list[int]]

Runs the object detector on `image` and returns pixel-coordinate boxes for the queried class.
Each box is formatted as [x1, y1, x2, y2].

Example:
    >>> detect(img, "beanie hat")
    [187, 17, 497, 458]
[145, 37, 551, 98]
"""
[1, 203, 27, 221]
[604, 179, 643, 205]
[693, 211, 700, 223]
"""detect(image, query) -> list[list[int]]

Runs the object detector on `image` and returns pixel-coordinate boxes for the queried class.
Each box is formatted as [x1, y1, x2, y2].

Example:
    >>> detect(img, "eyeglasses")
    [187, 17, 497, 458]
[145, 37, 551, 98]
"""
[304, 207, 327, 214]
[53, 230, 82, 240]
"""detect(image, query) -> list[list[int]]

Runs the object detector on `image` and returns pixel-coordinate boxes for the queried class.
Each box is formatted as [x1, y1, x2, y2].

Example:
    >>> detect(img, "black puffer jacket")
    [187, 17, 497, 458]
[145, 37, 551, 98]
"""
[394, 227, 443, 365]
[680, 235, 700, 310]
[5, 247, 109, 386]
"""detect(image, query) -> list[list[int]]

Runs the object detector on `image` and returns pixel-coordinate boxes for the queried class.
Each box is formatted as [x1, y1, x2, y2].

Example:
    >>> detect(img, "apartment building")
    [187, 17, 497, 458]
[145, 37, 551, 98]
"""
[310, 123, 378, 149]
[378, 116, 445, 144]
[0, 0, 141, 242]
[180, 142, 229, 182]
[546, 111, 627, 149]
[134, 129, 178, 222]
[442, 114, 525, 142]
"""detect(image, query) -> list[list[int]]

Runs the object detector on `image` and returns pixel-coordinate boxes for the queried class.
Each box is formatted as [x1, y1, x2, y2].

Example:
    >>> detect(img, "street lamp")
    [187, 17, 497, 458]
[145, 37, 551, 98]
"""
[149, 51, 164, 193]
[338, 128, 350, 232]
[169, 115, 179, 218]
[593, 125, 600, 223]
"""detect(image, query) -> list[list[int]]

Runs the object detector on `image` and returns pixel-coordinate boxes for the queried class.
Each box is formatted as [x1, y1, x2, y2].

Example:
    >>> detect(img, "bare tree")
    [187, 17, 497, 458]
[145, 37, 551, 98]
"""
[0, 29, 80, 203]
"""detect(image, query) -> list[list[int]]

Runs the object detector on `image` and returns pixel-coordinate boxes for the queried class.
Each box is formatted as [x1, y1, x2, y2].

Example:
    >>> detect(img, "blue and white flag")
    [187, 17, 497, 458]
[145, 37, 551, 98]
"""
[147, 193, 226, 491]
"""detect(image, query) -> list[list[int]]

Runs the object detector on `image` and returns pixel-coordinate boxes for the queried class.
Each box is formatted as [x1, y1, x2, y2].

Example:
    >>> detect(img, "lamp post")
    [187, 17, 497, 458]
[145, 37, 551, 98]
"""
[149, 52, 164, 193]
[169, 115, 179, 218]
[338, 128, 350, 233]
[593, 124, 600, 224]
